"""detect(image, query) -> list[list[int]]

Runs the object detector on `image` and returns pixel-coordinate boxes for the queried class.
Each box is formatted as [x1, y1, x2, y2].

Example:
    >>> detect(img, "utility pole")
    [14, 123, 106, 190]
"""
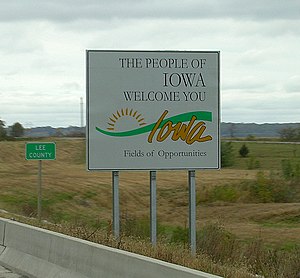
[80, 97, 84, 128]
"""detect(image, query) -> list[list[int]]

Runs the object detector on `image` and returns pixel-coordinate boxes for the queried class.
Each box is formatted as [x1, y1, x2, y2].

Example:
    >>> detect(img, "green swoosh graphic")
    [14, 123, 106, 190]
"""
[95, 111, 212, 137]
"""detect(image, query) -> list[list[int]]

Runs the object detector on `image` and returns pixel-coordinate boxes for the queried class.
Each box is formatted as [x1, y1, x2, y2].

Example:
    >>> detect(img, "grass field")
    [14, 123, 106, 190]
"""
[0, 138, 300, 277]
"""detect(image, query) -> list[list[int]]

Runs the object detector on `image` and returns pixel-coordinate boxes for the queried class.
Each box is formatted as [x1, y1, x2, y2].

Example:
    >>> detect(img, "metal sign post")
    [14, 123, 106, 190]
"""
[26, 142, 56, 222]
[37, 160, 42, 222]
[112, 171, 120, 238]
[150, 171, 157, 246]
[189, 170, 196, 256]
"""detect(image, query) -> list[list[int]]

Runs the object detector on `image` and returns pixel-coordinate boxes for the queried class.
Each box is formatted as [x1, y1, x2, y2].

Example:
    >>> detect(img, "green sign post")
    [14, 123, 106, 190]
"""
[25, 142, 56, 222]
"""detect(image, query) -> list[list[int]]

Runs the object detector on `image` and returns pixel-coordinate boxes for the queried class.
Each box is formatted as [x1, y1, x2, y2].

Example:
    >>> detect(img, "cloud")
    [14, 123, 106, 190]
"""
[1, 91, 82, 127]
[60, 82, 81, 91]
[0, 23, 43, 54]
[222, 89, 300, 123]
[284, 75, 300, 93]
[1, 0, 300, 22]
[0, 1, 299, 126]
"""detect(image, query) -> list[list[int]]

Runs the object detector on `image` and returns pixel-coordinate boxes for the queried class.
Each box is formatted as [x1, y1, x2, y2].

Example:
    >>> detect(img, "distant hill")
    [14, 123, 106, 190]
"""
[221, 122, 300, 138]
[23, 123, 300, 138]
[24, 126, 85, 138]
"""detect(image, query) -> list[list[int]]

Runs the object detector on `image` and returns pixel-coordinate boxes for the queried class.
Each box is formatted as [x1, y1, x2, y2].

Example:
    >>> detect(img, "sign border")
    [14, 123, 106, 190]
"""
[86, 50, 220, 171]
[25, 142, 56, 161]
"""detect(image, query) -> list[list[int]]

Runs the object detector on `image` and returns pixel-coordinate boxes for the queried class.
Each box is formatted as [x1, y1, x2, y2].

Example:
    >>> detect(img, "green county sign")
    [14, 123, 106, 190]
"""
[26, 142, 56, 160]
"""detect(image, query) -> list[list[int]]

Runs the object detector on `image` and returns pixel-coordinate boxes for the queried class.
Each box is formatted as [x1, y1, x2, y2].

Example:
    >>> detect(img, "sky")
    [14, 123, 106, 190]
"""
[0, 0, 299, 128]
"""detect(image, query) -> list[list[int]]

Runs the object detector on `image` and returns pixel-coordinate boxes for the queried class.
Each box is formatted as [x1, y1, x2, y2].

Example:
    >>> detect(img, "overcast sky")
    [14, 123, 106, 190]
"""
[0, 0, 299, 127]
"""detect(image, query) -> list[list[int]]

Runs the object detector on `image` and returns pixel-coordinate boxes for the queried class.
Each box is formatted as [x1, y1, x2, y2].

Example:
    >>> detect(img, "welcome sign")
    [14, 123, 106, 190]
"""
[87, 50, 220, 170]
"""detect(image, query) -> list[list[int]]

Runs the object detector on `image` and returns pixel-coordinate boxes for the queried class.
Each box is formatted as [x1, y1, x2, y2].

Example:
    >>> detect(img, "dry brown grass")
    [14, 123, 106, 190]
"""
[1, 139, 300, 277]
[1, 139, 300, 245]
[0, 211, 255, 278]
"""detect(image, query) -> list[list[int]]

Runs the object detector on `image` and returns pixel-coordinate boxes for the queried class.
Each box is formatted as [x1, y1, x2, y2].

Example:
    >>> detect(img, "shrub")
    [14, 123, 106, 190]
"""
[281, 159, 300, 181]
[120, 215, 165, 239]
[197, 223, 239, 263]
[248, 172, 294, 203]
[247, 157, 260, 170]
[249, 174, 273, 203]
[170, 226, 188, 245]
[121, 216, 150, 238]
[208, 185, 239, 202]
[282, 159, 294, 180]
[239, 144, 249, 157]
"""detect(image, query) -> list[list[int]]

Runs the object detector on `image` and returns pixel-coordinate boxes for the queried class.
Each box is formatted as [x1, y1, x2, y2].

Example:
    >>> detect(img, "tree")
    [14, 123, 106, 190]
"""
[279, 127, 300, 142]
[239, 144, 249, 157]
[11, 122, 24, 137]
[221, 142, 235, 167]
[0, 120, 7, 140]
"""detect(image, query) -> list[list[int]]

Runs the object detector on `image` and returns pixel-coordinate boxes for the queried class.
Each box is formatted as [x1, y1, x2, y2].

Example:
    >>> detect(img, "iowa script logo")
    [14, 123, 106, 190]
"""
[96, 109, 213, 145]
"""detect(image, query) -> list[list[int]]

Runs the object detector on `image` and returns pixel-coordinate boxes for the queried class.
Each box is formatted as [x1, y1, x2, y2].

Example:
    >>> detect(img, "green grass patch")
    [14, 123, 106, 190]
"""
[259, 214, 300, 228]
[229, 142, 300, 170]
[260, 221, 300, 229]
[199, 171, 300, 204]
[82, 190, 98, 199]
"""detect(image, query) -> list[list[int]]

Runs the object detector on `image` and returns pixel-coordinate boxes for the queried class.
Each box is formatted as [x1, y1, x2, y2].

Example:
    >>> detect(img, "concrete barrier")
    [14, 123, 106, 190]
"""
[0, 220, 5, 246]
[0, 218, 222, 278]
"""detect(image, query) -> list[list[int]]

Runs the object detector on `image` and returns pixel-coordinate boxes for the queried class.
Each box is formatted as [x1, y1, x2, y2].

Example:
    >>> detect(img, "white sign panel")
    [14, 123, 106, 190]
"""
[87, 50, 220, 170]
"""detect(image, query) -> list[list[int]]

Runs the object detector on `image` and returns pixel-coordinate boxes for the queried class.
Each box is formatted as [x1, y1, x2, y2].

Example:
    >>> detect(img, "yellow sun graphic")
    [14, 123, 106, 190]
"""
[107, 108, 146, 131]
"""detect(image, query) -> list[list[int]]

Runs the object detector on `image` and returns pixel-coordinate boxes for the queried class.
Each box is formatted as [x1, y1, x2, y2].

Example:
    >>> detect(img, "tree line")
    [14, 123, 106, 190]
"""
[1, 118, 299, 142]
[0, 120, 24, 140]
